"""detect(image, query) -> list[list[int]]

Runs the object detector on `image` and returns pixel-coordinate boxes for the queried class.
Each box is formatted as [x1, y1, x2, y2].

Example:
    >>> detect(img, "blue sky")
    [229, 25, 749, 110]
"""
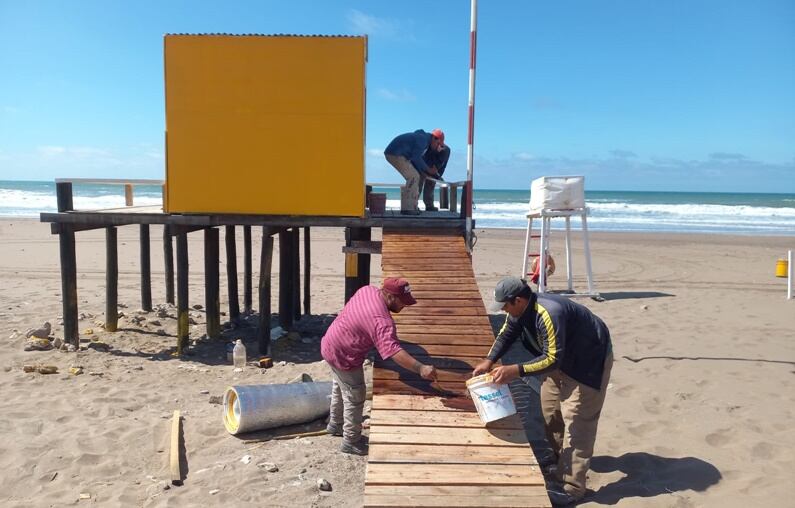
[1, 1, 793, 192]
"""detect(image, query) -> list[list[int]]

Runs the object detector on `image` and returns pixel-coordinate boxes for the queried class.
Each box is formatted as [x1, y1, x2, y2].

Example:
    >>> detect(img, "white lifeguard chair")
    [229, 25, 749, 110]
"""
[521, 176, 600, 298]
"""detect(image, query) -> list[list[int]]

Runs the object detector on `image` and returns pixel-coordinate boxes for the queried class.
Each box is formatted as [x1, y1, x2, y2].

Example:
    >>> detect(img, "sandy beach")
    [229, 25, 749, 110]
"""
[0, 218, 793, 507]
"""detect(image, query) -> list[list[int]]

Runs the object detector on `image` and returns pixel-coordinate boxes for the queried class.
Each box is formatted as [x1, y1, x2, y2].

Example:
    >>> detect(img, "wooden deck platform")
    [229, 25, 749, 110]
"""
[40, 205, 466, 231]
[367, 230, 551, 508]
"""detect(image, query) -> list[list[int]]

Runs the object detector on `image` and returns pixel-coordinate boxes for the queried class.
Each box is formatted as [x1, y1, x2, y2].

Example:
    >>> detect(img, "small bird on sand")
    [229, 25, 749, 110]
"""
[25, 322, 52, 339]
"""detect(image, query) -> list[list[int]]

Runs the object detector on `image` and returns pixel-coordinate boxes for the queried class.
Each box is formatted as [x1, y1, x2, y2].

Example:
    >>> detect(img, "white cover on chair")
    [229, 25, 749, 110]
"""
[529, 176, 585, 212]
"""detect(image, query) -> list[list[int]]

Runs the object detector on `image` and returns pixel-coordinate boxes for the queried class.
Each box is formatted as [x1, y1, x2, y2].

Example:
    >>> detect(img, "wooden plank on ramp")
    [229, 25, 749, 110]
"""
[364, 229, 551, 508]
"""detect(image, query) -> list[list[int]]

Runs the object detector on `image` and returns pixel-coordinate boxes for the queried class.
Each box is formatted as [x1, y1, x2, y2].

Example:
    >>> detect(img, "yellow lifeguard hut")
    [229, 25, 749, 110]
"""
[163, 34, 367, 216]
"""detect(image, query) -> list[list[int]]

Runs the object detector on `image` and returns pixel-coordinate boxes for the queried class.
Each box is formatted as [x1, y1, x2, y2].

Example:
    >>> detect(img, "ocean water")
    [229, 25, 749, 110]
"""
[1, 180, 793, 236]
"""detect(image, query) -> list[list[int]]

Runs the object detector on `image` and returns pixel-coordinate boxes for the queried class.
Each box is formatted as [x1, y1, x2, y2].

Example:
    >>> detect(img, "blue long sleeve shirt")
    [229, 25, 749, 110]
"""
[384, 130, 432, 173]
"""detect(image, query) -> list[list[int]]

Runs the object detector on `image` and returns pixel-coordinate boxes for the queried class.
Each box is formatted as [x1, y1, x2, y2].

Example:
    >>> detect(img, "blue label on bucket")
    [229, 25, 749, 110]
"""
[478, 388, 506, 402]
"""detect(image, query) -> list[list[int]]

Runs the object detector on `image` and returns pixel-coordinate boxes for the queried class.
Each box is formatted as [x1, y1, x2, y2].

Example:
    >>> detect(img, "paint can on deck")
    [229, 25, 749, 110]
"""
[368, 193, 387, 214]
[466, 374, 517, 424]
[776, 258, 789, 278]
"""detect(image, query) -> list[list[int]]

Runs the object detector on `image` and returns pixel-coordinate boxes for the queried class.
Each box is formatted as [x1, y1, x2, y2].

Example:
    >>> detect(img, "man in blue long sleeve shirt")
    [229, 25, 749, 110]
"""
[473, 276, 613, 506]
[384, 129, 445, 214]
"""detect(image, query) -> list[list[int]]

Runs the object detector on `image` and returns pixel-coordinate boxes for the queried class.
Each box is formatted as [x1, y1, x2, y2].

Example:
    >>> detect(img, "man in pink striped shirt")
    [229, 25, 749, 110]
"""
[321, 277, 438, 455]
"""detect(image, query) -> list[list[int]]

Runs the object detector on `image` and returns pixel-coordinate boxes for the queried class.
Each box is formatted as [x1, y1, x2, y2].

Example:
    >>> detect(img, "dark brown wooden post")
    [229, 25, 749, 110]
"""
[344, 227, 371, 302]
[258, 227, 274, 355]
[440, 186, 449, 209]
[278, 229, 294, 329]
[225, 225, 240, 323]
[176, 231, 189, 354]
[243, 225, 252, 314]
[140, 224, 152, 312]
[204, 228, 221, 340]
[291, 228, 301, 322]
[56, 182, 79, 347]
[358, 227, 371, 289]
[303, 227, 311, 315]
[163, 224, 175, 305]
[105, 226, 119, 332]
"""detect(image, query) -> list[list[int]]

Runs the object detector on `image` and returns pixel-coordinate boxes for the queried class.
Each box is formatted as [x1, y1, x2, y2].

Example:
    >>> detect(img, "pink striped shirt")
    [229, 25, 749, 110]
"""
[321, 286, 403, 371]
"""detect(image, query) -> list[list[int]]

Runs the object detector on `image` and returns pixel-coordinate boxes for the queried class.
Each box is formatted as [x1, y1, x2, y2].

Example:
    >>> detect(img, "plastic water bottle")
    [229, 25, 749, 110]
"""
[233, 339, 246, 370]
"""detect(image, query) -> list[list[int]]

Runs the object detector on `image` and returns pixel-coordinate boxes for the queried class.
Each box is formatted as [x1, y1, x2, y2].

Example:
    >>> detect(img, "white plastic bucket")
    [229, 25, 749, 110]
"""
[466, 374, 517, 424]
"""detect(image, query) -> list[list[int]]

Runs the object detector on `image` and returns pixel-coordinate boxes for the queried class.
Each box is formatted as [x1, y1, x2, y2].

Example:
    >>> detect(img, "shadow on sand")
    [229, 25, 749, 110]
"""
[588, 452, 722, 505]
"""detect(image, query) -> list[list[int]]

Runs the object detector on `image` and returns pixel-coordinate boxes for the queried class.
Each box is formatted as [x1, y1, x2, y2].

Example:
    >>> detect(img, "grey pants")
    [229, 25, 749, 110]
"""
[421, 178, 437, 209]
[385, 154, 423, 212]
[328, 365, 367, 444]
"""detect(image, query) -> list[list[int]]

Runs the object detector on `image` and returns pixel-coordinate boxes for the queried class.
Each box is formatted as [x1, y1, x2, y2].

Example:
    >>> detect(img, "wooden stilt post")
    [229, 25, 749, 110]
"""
[258, 227, 274, 355]
[358, 227, 372, 289]
[105, 226, 119, 332]
[56, 182, 79, 347]
[303, 227, 311, 316]
[344, 227, 371, 302]
[278, 229, 294, 329]
[243, 225, 252, 315]
[140, 224, 152, 312]
[204, 228, 221, 340]
[291, 228, 301, 322]
[176, 231, 189, 354]
[163, 225, 175, 305]
[225, 225, 240, 324]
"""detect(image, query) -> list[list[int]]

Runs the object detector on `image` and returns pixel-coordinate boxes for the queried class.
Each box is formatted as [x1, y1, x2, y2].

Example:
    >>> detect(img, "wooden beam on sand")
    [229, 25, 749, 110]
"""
[176, 232, 189, 354]
[225, 226, 240, 323]
[170, 410, 183, 486]
[140, 225, 152, 312]
[258, 227, 274, 355]
[204, 228, 221, 340]
[56, 182, 79, 347]
[105, 226, 118, 332]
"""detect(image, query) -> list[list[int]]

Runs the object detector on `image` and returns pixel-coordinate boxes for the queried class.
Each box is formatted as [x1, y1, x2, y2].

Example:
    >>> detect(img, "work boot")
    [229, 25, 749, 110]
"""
[340, 439, 368, 456]
[424, 205, 439, 212]
[546, 482, 579, 507]
[538, 449, 560, 478]
[326, 423, 342, 437]
[400, 209, 421, 215]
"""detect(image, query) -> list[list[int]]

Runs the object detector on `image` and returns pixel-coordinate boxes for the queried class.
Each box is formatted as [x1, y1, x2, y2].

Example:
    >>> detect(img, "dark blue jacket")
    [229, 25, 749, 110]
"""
[384, 130, 432, 173]
[423, 145, 450, 178]
[486, 293, 611, 390]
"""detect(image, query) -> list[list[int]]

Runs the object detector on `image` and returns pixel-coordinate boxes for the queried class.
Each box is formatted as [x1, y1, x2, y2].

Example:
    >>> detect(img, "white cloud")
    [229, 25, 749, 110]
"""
[377, 88, 416, 102]
[346, 9, 414, 41]
[2, 144, 164, 180]
[366, 148, 384, 157]
[513, 152, 534, 161]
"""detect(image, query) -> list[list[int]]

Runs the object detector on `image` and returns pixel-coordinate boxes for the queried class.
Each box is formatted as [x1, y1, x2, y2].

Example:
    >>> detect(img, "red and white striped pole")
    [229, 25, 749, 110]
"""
[466, 0, 478, 247]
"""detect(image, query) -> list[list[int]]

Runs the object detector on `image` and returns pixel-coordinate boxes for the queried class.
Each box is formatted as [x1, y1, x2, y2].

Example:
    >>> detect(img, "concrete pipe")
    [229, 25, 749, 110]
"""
[223, 382, 332, 435]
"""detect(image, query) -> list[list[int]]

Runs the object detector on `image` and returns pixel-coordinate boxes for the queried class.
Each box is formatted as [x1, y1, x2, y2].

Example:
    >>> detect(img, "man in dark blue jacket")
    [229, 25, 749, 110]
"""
[384, 129, 445, 214]
[474, 277, 613, 506]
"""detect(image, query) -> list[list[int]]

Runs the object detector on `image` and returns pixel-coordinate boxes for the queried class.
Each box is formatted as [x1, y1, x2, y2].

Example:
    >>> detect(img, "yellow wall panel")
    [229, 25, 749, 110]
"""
[164, 35, 366, 216]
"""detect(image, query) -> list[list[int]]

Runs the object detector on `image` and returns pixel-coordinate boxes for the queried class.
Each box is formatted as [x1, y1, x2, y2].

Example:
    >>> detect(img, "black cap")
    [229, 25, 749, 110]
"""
[489, 276, 530, 312]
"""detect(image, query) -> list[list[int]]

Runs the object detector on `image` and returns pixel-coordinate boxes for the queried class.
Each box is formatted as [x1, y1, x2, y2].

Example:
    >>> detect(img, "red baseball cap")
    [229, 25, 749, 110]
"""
[431, 128, 445, 146]
[383, 277, 417, 305]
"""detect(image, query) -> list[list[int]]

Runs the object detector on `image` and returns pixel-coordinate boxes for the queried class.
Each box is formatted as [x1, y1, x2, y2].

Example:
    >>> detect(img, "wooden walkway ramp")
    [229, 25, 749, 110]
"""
[365, 230, 551, 508]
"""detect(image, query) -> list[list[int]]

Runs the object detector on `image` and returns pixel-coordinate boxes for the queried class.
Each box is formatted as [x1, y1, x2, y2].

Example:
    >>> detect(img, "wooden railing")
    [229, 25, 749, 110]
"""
[54, 178, 164, 207]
